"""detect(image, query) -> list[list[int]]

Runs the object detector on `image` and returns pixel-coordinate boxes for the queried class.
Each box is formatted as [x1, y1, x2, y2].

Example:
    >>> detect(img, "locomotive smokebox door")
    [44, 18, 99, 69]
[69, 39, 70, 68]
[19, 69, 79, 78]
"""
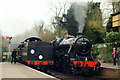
[27, 41, 53, 61]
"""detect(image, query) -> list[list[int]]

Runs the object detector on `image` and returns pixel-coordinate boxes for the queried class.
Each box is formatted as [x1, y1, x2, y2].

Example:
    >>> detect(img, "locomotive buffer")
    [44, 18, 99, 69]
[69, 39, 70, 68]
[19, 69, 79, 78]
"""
[1, 62, 57, 79]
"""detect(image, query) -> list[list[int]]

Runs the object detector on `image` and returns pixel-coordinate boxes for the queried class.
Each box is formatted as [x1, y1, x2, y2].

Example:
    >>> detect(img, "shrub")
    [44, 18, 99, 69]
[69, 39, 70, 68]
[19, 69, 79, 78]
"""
[106, 32, 120, 42]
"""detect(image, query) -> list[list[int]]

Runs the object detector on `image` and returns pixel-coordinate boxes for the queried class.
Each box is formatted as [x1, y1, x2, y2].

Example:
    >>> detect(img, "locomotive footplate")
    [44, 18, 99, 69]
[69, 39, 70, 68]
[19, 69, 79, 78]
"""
[27, 60, 54, 65]
[71, 61, 100, 67]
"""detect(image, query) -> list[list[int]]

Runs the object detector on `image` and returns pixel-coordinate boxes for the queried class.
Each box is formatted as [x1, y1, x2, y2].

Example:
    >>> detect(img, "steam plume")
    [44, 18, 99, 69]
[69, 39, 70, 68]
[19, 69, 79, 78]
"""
[72, 1, 88, 33]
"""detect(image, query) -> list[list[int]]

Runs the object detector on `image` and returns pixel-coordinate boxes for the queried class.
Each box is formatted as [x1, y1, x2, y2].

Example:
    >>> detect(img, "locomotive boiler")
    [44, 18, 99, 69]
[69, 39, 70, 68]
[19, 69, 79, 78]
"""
[52, 33, 101, 75]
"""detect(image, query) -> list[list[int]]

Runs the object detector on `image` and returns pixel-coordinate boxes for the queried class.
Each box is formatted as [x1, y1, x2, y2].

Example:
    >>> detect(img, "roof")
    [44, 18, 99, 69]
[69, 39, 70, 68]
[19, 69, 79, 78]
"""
[111, 11, 120, 16]
[24, 37, 42, 42]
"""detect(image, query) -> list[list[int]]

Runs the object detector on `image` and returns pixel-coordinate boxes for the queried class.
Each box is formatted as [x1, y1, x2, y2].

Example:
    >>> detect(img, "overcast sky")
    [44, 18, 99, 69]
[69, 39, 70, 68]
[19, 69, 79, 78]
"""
[0, 0, 112, 36]
[0, 0, 54, 36]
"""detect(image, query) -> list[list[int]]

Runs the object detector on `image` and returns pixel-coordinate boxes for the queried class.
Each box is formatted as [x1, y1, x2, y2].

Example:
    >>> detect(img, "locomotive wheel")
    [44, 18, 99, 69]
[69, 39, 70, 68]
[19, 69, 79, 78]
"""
[83, 68, 90, 76]
[63, 65, 71, 74]
[71, 67, 77, 75]
[37, 65, 48, 72]
[69, 63, 77, 75]
[37, 65, 40, 70]
[83, 67, 94, 76]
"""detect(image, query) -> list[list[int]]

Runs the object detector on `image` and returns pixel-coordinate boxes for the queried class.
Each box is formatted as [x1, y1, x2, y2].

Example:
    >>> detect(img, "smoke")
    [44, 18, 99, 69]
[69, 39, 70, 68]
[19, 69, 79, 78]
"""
[72, 1, 88, 33]
[11, 27, 39, 49]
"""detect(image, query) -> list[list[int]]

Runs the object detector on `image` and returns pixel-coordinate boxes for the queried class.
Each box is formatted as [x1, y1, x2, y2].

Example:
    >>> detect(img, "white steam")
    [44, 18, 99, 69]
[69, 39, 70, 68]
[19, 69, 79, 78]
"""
[72, 1, 88, 33]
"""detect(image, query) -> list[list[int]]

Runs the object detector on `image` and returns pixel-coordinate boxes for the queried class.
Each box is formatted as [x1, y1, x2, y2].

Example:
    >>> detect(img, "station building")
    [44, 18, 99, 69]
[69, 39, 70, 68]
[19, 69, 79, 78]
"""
[111, 11, 120, 32]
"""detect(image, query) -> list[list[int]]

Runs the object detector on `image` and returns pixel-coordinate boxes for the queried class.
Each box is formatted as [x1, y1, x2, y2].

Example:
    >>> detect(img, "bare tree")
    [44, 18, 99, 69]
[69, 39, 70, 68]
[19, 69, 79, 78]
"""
[49, 0, 70, 38]
[100, 1, 113, 26]
[112, 1, 120, 13]
[100, 1, 120, 27]
[34, 20, 44, 31]
[33, 20, 45, 37]
[49, 0, 70, 17]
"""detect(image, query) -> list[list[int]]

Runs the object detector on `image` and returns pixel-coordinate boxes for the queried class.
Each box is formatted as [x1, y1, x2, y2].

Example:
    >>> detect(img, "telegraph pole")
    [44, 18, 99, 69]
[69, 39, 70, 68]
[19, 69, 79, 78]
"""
[8, 40, 11, 52]
[8, 37, 12, 52]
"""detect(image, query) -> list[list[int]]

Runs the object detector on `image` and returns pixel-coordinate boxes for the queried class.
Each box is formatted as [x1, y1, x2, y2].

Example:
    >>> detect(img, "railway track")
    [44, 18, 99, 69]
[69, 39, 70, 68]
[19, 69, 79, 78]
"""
[35, 67, 118, 80]
[47, 70, 99, 80]
[26, 64, 119, 80]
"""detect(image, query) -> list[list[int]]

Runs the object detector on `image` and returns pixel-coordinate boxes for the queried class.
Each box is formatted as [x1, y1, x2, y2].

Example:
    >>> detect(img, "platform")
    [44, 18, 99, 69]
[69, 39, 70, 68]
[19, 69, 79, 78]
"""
[0, 62, 57, 79]
[101, 63, 120, 69]
[98, 63, 120, 78]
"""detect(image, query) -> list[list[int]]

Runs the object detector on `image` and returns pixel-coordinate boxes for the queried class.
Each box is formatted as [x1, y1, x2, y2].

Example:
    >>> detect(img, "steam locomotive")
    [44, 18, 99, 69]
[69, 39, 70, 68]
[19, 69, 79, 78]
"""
[16, 33, 101, 75]
[51, 33, 101, 75]
[17, 37, 54, 70]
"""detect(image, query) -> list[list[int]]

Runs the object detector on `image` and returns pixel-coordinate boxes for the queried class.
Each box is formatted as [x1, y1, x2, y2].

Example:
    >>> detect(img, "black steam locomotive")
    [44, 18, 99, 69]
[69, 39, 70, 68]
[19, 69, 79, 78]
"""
[17, 37, 54, 70]
[51, 33, 101, 75]
[16, 33, 101, 75]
